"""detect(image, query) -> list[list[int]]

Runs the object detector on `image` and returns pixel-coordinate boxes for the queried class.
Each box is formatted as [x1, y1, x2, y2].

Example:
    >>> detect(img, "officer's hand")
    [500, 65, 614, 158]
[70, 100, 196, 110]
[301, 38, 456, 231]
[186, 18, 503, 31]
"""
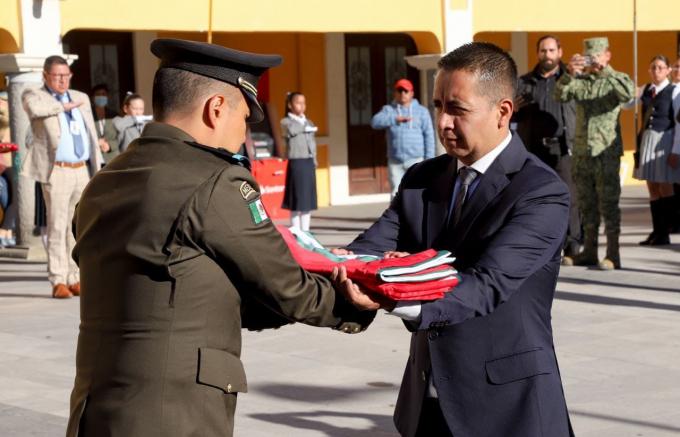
[62, 101, 83, 112]
[384, 251, 410, 259]
[567, 54, 585, 76]
[668, 153, 680, 169]
[331, 266, 382, 311]
[330, 247, 354, 256]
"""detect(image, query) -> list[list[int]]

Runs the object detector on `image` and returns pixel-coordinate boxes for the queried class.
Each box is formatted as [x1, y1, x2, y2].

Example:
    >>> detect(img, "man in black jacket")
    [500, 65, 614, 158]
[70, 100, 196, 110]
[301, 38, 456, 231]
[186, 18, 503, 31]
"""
[513, 35, 581, 257]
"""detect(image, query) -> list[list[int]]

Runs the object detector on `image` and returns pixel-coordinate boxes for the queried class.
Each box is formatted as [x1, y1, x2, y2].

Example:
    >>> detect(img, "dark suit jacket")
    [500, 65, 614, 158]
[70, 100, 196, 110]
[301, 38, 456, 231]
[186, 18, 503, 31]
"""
[348, 134, 573, 437]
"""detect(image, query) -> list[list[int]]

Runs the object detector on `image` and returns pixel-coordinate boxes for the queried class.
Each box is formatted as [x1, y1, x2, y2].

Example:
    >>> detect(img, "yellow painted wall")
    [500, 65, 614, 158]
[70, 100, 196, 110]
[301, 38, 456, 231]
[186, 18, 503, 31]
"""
[61, 0, 443, 49]
[474, 0, 680, 33]
[0, 0, 22, 53]
[316, 144, 330, 207]
[474, 32, 512, 52]
[156, 31, 327, 136]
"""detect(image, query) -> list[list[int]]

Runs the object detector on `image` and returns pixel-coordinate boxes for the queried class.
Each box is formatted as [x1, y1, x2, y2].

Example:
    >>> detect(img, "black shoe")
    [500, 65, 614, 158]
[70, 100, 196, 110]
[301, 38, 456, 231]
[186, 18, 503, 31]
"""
[639, 232, 656, 246]
[648, 233, 670, 246]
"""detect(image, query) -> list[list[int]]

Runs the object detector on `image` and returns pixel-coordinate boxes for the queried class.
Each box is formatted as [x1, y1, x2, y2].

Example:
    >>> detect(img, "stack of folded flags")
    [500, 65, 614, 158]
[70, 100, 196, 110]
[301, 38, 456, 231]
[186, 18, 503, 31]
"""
[277, 226, 460, 301]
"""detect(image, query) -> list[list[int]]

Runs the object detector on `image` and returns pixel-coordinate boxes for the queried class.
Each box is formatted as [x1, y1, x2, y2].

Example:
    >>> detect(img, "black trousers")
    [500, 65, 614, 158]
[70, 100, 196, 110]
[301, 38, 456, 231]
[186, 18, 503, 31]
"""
[554, 155, 582, 247]
[415, 398, 453, 437]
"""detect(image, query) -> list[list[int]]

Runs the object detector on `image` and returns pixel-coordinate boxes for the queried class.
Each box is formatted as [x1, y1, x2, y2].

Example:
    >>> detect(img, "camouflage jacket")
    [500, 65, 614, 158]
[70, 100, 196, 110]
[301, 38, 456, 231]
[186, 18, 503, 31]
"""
[554, 65, 634, 157]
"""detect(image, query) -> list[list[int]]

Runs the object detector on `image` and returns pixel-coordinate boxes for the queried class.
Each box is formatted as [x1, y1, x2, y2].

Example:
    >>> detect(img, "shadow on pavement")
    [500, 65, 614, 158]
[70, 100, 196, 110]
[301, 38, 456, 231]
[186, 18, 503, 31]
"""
[0, 275, 49, 282]
[314, 216, 384, 223]
[249, 410, 398, 437]
[251, 382, 396, 403]
[309, 225, 372, 232]
[570, 409, 680, 433]
[618, 266, 680, 278]
[558, 277, 680, 294]
[556, 291, 680, 312]
[0, 293, 52, 299]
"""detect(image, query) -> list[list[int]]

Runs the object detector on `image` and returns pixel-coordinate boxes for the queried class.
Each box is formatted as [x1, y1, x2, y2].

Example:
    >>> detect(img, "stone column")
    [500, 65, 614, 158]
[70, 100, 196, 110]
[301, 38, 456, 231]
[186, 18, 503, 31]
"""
[8, 71, 43, 258]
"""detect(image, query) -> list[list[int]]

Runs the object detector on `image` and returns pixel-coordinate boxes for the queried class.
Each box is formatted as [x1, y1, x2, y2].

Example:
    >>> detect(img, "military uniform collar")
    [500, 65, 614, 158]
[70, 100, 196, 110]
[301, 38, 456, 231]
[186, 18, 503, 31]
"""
[141, 122, 196, 142]
[184, 141, 251, 170]
[140, 122, 251, 170]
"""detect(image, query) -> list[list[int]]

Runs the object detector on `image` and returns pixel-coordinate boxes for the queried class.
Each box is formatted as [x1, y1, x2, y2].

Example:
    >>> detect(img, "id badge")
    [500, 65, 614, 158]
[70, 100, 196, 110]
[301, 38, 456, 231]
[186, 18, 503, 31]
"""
[70, 120, 80, 135]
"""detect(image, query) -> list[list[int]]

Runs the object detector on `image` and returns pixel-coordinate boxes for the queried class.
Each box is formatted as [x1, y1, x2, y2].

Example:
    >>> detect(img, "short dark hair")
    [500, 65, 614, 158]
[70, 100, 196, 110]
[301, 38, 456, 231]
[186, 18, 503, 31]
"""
[649, 54, 670, 67]
[91, 83, 109, 95]
[536, 35, 561, 51]
[43, 55, 68, 72]
[437, 42, 517, 102]
[152, 68, 241, 121]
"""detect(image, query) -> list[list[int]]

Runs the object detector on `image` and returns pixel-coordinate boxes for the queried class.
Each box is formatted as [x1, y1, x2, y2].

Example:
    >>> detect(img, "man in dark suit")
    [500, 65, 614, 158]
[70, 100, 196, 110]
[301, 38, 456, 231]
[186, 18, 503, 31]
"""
[339, 42, 574, 437]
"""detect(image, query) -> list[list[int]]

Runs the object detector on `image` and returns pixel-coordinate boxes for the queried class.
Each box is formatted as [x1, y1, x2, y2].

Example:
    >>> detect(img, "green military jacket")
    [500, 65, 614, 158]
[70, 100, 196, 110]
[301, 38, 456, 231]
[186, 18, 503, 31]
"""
[554, 65, 634, 157]
[66, 122, 372, 437]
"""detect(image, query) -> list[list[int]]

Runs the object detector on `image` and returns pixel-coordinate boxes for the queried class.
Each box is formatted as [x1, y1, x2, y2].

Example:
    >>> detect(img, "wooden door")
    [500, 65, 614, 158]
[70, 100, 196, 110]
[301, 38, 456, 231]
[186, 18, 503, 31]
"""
[345, 33, 419, 195]
[62, 31, 135, 115]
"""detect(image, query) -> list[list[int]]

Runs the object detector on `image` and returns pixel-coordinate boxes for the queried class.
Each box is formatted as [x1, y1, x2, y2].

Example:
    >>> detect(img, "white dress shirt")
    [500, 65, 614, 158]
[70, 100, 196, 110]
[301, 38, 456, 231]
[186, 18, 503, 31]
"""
[388, 132, 513, 321]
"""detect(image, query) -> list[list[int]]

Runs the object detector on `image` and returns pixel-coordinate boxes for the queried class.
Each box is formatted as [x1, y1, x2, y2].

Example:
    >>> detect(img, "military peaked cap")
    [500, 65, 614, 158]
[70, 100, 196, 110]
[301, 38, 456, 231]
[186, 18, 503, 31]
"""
[150, 38, 282, 123]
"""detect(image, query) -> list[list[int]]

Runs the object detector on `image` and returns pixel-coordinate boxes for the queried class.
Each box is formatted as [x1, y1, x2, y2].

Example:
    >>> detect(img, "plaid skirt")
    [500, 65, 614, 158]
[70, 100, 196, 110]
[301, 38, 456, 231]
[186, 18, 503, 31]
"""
[635, 128, 680, 183]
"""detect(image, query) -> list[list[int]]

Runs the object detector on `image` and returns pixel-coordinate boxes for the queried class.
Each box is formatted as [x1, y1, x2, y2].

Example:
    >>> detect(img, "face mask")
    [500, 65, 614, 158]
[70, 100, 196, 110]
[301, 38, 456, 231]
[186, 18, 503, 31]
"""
[94, 96, 108, 107]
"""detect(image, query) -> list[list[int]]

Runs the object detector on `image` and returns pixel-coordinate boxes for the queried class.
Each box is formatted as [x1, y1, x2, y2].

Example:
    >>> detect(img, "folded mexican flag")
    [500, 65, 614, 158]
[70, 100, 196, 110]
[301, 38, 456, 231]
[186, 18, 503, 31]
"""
[277, 226, 460, 301]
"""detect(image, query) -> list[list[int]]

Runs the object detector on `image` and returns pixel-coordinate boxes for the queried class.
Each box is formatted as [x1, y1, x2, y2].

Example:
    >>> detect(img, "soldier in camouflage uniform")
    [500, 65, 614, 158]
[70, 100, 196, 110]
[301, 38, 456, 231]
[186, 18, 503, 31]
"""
[555, 37, 634, 270]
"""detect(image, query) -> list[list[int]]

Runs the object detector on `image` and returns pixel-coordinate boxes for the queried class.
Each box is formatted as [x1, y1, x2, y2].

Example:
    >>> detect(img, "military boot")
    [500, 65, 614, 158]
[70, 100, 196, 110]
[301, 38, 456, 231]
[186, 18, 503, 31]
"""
[562, 227, 598, 266]
[598, 233, 621, 270]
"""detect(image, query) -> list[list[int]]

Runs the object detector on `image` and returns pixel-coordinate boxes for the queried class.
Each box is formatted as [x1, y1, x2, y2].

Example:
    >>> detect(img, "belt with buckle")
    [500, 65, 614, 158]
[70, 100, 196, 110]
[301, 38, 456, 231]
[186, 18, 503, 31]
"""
[541, 137, 560, 145]
[54, 161, 86, 169]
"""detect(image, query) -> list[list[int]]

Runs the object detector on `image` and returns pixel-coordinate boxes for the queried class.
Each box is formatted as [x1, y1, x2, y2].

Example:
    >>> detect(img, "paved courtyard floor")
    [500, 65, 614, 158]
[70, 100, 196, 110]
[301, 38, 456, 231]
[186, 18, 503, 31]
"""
[1, 185, 679, 436]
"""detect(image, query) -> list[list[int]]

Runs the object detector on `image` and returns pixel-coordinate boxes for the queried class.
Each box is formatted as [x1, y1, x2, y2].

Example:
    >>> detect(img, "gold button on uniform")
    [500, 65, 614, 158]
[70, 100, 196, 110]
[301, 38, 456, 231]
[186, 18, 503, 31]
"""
[227, 384, 232, 393]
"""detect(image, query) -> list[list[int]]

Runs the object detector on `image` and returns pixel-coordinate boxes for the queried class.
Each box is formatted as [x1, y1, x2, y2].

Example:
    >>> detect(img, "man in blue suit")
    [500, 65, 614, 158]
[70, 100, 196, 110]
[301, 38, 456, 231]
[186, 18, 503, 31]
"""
[339, 43, 574, 436]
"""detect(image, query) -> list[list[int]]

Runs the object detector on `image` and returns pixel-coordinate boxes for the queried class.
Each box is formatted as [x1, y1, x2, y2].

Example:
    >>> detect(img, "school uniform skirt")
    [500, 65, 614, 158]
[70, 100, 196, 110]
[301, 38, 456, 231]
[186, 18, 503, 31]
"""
[282, 157, 317, 211]
[635, 128, 680, 183]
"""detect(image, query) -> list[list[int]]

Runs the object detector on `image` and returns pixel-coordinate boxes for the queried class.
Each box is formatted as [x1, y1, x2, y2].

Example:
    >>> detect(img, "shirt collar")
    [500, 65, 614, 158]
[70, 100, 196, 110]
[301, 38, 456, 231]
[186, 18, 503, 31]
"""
[45, 85, 69, 101]
[652, 79, 670, 93]
[457, 132, 512, 175]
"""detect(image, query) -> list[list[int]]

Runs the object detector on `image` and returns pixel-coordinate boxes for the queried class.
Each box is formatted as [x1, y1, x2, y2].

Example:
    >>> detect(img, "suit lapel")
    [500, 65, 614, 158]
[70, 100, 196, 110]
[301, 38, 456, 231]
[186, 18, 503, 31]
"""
[425, 156, 457, 248]
[448, 135, 528, 248]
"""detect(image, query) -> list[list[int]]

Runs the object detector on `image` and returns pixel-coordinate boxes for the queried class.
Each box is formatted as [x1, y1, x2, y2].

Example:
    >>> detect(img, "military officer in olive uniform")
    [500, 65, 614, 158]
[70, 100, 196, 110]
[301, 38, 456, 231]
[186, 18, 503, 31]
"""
[555, 37, 634, 270]
[66, 39, 374, 437]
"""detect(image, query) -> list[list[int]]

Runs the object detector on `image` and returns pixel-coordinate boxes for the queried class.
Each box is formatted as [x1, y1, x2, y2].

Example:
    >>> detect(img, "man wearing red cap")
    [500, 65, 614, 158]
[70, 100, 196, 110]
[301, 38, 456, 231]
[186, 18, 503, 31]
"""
[372, 78, 435, 197]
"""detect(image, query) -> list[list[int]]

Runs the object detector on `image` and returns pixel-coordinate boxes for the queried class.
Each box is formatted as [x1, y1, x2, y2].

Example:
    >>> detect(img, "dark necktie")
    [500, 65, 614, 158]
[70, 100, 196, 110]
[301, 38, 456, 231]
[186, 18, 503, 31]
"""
[651, 87, 657, 99]
[450, 167, 477, 227]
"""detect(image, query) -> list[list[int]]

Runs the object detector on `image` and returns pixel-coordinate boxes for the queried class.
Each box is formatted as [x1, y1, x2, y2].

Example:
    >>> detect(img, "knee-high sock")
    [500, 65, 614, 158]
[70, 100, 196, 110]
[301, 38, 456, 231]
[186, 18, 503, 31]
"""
[290, 211, 301, 229]
[300, 211, 311, 231]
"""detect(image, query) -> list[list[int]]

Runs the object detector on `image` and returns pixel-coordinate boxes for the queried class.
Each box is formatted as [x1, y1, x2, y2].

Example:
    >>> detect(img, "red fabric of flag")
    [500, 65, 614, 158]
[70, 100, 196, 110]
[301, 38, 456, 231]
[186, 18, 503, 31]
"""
[277, 226, 460, 301]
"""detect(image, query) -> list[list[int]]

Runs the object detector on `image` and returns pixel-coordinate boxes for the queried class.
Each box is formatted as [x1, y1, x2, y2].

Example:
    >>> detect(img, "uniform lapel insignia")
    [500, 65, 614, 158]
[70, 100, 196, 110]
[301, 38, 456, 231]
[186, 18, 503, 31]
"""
[239, 181, 257, 200]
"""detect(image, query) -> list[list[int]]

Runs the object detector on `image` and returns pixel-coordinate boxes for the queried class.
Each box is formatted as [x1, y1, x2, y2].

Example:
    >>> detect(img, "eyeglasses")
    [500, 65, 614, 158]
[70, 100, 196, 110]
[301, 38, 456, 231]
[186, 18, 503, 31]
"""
[47, 73, 73, 80]
[396, 88, 410, 94]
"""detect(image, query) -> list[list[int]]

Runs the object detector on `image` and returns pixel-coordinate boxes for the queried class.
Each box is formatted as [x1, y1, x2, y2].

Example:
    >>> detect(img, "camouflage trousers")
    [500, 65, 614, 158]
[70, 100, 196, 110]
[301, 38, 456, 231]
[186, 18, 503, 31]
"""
[572, 146, 621, 235]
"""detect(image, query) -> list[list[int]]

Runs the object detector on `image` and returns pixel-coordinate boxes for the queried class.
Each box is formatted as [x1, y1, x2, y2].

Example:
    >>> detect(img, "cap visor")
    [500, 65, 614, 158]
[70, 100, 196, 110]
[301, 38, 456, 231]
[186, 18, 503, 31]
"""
[243, 92, 265, 123]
